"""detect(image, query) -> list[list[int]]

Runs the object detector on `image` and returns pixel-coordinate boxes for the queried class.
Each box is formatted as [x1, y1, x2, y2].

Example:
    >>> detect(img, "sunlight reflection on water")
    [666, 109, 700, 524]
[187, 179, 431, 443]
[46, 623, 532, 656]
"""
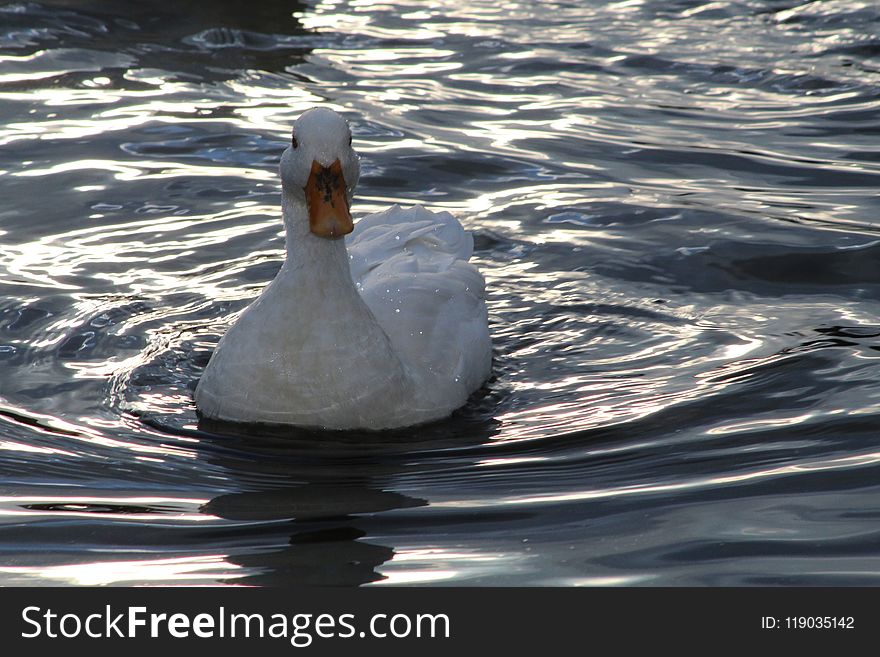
[0, 0, 879, 585]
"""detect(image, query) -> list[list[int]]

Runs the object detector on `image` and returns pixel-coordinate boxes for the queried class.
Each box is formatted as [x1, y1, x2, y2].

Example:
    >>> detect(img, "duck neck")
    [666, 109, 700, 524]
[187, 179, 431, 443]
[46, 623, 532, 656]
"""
[281, 188, 353, 288]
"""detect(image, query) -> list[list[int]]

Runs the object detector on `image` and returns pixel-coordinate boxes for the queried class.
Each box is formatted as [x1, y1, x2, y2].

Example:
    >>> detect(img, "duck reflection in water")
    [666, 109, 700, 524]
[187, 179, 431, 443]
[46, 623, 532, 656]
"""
[196, 418, 438, 586]
[202, 483, 425, 586]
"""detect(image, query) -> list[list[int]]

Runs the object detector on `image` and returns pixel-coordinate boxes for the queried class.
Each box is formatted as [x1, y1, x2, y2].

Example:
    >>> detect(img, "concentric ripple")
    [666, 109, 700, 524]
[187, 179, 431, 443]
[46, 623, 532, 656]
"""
[0, 0, 879, 585]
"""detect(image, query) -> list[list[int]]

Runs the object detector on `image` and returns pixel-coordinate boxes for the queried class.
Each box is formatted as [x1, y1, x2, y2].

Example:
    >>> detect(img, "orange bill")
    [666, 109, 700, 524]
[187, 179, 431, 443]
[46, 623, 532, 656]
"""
[305, 159, 353, 239]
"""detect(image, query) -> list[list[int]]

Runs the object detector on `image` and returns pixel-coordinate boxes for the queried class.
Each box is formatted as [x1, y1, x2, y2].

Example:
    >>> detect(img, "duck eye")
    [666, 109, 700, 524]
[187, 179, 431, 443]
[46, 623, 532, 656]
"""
[291, 132, 299, 149]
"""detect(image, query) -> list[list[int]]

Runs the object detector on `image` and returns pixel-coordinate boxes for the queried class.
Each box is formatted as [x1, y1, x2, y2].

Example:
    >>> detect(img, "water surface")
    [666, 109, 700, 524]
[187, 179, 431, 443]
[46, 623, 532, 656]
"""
[1, 0, 880, 585]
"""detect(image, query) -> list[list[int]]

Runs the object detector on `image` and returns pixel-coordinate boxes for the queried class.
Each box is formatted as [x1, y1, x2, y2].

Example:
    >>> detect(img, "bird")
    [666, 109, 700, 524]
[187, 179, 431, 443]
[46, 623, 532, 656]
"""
[194, 107, 492, 430]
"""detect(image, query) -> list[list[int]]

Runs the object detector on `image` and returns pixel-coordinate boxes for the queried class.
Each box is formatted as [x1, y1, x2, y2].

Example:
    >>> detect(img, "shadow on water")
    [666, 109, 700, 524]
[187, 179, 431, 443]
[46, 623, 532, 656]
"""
[203, 486, 424, 587]
[25, 0, 309, 35]
[184, 411, 502, 586]
[5, 0, 312, 78]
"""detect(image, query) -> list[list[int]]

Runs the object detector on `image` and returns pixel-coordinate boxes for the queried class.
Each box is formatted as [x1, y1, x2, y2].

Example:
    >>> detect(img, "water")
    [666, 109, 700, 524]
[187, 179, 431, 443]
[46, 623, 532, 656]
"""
[1, 0, 879, 586]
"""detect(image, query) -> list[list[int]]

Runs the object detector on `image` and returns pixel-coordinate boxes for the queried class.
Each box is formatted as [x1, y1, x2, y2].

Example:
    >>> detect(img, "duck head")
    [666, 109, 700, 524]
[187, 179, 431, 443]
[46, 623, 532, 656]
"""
[280, 107, 361, 239]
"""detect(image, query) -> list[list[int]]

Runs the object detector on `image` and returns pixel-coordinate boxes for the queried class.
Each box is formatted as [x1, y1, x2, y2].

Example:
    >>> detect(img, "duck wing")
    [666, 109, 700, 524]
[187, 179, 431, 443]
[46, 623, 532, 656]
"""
[346, 205, 491, 399]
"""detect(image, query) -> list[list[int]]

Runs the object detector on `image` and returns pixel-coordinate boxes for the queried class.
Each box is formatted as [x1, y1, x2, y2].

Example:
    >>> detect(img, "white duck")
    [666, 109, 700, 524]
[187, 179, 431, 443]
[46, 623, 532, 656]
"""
[195, 107, 492, 430]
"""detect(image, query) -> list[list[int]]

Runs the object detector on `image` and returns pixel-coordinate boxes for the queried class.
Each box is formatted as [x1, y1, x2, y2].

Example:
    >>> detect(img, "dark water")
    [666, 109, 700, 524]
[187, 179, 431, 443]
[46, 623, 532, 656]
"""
[1, 0, 879, 585]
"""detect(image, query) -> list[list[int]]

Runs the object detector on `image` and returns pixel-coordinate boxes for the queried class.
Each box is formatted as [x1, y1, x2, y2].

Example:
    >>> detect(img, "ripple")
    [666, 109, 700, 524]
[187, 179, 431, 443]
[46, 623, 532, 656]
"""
[0, 0, 879, 586]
